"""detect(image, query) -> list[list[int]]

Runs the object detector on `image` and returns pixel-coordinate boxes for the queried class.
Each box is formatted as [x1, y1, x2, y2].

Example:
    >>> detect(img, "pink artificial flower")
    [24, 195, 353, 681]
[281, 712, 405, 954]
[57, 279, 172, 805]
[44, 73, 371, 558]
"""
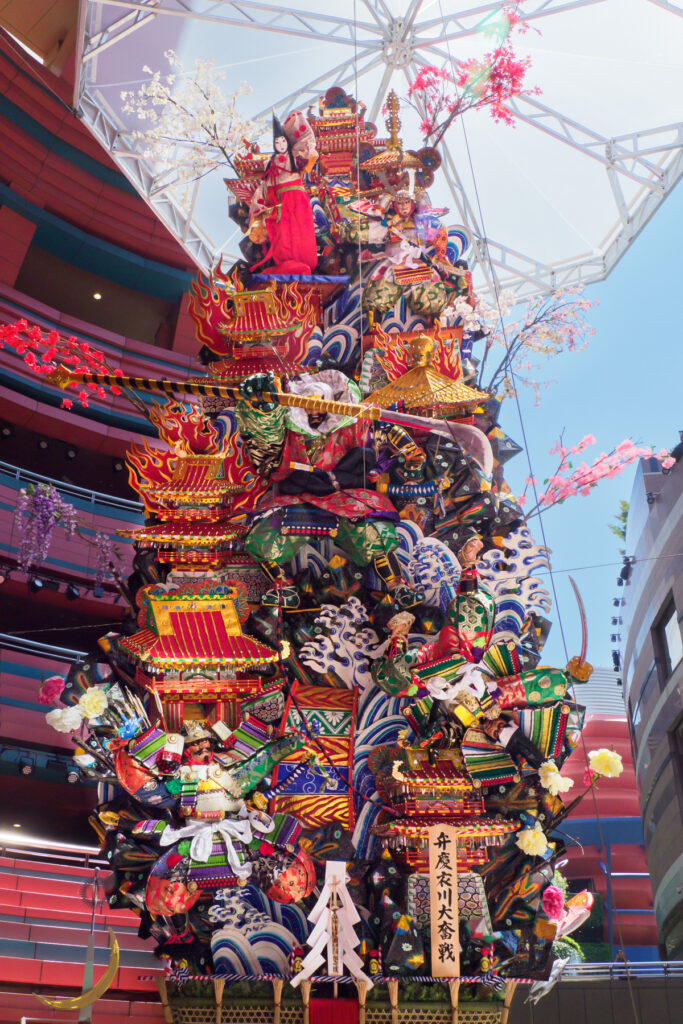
[541, 885, 565, 922]
[662, 456, 675, 469]
[38, 675, 65, 705]
[583, 765, 596, 785]
[516, 494, 527, 507]
[524, 476, 537, 486]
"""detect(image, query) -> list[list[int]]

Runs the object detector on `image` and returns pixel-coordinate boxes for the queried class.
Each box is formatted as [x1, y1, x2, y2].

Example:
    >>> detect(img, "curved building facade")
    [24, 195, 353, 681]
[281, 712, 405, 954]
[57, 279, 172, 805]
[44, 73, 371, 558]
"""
[622, 446, 683, 958]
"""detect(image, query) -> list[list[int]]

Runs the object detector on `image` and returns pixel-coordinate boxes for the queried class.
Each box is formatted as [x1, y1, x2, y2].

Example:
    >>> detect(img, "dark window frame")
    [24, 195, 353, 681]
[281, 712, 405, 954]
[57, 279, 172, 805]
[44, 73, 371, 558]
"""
[652, 594, 682, 686]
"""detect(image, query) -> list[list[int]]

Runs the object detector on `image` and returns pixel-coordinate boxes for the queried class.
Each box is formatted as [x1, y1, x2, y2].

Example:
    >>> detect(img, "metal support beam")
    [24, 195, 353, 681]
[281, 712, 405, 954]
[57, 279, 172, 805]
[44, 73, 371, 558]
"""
[95, 0, 382, 44]
[254, 50, 383, 120]
[78, 89, 217, 271]
[646, 0, 683, 13]
[83, 1, 159, 62]
[510, 96, 668, 190]
[73, 0, 683, 300]
[72, 0, 89, 109]
[415, 0, 608, 44]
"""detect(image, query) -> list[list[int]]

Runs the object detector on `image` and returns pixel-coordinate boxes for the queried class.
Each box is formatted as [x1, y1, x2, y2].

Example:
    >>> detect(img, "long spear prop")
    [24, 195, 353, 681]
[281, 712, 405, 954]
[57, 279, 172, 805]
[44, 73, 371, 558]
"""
[47, 366, 470, 434]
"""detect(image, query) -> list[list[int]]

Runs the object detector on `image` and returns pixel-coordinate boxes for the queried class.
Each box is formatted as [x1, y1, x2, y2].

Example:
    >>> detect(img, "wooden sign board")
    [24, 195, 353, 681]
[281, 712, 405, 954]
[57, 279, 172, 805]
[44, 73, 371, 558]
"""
[428, 823, 460, 978]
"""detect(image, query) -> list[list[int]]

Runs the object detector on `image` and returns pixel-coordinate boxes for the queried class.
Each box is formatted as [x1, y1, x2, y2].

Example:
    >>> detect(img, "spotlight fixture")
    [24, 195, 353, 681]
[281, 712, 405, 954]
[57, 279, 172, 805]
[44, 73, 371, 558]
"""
[1, 423, 14, 438]
[93, 292, 102, 300]
[620, 558, 633, 584]
[18, 757, 34, 776]
[65, 447, 78, 460]
[66, 582, 80, 601]
[28, 577, 43, 593]
[113, 460, 124, 472]
[646, 491, 657, 505]
[37, 438, 49, 450]
[66, 766, 80, 784]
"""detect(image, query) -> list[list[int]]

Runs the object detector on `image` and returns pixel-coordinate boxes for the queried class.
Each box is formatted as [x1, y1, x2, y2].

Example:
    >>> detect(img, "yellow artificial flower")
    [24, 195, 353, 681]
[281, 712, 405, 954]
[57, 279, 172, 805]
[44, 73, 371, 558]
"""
[588, 748, 623, 778]
[78, 686, 108, 720]
[515, 822, 549, 857]
[538, 760, 575, 797]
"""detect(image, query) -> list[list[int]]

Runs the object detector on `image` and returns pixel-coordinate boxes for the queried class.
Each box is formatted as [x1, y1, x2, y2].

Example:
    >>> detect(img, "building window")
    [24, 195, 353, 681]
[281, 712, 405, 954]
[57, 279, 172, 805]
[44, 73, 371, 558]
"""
[653, 596, 682, 684]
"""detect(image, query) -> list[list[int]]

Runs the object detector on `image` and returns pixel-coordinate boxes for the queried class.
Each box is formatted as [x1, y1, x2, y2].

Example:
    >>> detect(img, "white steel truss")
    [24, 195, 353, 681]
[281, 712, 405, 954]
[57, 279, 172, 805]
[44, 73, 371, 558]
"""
[74, 0, 683, 299]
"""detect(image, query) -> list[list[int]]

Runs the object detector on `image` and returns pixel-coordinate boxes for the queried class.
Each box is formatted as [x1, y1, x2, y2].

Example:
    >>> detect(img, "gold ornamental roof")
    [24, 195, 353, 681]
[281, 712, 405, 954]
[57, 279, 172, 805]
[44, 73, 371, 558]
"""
[369, 364, 487, 414]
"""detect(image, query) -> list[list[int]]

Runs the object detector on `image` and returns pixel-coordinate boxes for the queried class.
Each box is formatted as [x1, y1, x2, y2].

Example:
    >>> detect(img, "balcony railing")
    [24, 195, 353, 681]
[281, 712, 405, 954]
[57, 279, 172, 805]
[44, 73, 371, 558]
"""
[0, 459, 143, 513]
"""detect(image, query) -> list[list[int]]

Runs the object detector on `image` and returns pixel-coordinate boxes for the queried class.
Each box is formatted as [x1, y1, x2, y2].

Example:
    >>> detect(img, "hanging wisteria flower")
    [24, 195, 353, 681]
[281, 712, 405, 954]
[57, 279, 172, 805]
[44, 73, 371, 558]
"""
[38, 675, 65, 705]
[538, 760, 574, 797]
[515, 821, 549, 857]
[46, 706, 83, 733]
[93, 531, 116, 587]
[14, 484, 79, 571]
[78, 687, 109, 721]
[588, 748, 623, 779]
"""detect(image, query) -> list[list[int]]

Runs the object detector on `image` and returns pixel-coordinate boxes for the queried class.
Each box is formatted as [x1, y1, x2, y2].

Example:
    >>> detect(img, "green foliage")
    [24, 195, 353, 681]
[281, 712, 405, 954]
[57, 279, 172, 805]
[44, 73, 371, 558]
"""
[552, 869, 569, 899]
[552, 934, 584, 963]
[579, 941, 613, 962]
[608, 499, 629, 556]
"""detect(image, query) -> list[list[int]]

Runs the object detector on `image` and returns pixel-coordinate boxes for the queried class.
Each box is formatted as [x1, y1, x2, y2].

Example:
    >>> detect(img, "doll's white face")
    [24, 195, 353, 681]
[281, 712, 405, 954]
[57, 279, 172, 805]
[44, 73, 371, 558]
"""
[274, 135, 288, 154]
[396, 197, 414, 218]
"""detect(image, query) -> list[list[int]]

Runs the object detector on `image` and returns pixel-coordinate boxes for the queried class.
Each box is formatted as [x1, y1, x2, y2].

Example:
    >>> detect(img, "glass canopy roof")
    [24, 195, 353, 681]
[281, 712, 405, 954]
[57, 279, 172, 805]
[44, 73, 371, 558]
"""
[74, 0, 683, 298]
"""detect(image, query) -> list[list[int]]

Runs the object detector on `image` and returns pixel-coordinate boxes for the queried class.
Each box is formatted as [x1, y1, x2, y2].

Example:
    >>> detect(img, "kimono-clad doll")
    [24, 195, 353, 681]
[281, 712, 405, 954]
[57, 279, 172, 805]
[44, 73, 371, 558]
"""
[131, 720, 314, 919]
[372, 532, 585, 779]
[249, 112, 319, 275]
[352, 189, 465, 323]
[235, 369, 428, 609]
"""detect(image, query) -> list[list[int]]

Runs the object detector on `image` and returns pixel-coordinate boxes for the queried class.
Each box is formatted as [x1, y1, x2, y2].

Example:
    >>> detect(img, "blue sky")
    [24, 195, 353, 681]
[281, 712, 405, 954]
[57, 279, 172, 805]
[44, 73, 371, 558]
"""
[502, 184, 682, 671]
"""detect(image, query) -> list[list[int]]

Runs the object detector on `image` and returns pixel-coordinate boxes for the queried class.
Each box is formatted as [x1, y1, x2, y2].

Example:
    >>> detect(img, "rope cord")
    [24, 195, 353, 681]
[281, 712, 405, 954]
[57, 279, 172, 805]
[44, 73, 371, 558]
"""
[433, 7, 641, 1020]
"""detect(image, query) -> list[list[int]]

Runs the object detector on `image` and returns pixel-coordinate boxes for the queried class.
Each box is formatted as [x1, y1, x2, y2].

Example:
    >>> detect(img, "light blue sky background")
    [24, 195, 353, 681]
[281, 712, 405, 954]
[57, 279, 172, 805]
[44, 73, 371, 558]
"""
[501, 184, 682, 671]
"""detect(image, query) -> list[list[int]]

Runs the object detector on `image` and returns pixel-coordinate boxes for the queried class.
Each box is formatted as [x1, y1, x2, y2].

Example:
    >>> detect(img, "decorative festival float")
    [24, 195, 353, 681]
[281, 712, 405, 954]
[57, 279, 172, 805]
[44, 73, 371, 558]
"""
[3, 50, 634, 1024]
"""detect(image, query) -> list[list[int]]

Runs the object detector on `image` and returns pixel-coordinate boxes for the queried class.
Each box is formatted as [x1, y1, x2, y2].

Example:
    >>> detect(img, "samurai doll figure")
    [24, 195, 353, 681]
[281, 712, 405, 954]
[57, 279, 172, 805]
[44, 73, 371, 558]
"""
[235, 369, 428, 609]
[348, 189, 465, 322]
[130, 720, 312, 915]
[372, 533, 583, 777]
[249, 112, 319, 275]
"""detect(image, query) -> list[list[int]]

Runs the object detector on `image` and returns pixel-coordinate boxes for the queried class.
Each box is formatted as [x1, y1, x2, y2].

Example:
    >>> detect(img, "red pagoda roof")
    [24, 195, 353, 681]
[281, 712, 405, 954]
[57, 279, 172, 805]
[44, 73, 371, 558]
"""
[120, 591, 278, 672]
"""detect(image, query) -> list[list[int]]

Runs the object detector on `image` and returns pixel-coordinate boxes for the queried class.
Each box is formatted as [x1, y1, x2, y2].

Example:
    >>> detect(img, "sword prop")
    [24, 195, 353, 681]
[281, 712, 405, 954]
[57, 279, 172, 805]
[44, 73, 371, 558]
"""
[46, 366, 482, 437]
[566, 575, 593, 682]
